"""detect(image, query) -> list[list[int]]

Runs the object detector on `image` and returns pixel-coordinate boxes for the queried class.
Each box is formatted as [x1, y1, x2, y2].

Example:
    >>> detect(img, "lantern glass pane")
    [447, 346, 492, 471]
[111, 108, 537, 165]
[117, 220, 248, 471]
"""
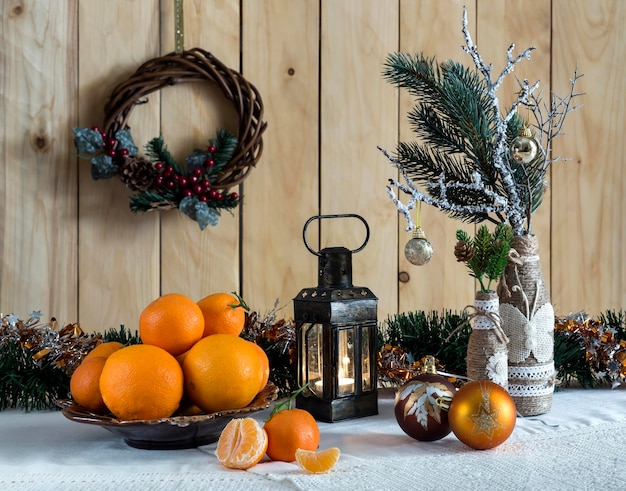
[361, 325, 372, 391]
[305, 323, 324, 398]
[337, 328, 355, 396]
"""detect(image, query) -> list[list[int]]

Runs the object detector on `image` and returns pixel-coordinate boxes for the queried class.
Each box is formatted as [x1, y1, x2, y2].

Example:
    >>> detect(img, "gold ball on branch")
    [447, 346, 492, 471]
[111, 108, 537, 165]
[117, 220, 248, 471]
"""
[509, 125, 539, 164]
[448, 380, 516, 450]
[404, 227, 433, 266]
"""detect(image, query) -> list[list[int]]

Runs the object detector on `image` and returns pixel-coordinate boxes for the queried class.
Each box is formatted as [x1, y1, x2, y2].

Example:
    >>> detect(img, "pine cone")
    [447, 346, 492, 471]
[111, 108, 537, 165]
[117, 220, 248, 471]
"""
[119, 156, 157, 192]
[454, 240, 474, 262]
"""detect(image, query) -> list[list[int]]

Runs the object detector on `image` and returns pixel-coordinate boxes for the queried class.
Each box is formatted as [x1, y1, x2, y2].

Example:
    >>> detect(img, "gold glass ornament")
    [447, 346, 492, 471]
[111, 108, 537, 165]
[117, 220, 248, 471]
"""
[404, 228, 433, 266]
[448, 380, 516, 450]
[510, 123, 539, 164]
[404, 202, 433, 266]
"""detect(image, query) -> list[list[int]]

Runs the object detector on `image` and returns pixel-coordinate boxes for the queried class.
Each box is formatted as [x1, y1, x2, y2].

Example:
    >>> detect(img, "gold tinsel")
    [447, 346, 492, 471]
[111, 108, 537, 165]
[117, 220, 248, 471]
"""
[1, 312, 101, 375]
[555, 313, 626, 388]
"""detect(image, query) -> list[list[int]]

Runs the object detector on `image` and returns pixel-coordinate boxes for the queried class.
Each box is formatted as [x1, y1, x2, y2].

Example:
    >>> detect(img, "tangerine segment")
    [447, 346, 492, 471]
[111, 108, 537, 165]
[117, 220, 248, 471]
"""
[295, 447, 341, 474]
[216, 418, 268, 470]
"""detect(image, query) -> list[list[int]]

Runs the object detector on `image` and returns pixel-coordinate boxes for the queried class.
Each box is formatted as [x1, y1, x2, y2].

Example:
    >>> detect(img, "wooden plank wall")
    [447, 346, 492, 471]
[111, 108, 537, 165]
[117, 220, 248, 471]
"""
[1, 0, 624, 333]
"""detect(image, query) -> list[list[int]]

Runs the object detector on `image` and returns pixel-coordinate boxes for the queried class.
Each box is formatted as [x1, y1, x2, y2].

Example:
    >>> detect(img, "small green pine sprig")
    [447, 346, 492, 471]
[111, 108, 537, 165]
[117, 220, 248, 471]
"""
[454, 223, 513, 292]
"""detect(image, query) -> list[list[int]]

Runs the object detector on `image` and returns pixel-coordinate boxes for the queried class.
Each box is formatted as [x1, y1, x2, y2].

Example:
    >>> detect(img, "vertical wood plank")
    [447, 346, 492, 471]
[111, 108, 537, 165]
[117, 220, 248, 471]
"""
[241, 0, 320, 316]
[321, 0, 399, 320]
[552, 0, 626, 313]
[0, 0, 78, 322]
[77, 0, 160, 332]
[477, 0, 553, 294]
[160, 0, 241, 302]
[396, 0, 476, 314]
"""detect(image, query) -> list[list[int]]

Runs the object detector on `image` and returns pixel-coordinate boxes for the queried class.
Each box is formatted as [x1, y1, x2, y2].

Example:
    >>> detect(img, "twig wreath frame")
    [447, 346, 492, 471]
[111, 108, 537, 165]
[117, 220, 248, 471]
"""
[73, 48, 267, 229]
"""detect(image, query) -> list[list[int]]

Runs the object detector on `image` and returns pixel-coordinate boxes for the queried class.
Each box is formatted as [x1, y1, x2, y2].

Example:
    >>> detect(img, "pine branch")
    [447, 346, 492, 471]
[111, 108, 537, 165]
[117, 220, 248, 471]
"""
[380, 8, 581, 237]
[129, 190, 178, 212]
[382, 147, 507, 228]
[454, 223, 513, 292]
[212, 129, 238, 171]
[144, 136, 183, 174]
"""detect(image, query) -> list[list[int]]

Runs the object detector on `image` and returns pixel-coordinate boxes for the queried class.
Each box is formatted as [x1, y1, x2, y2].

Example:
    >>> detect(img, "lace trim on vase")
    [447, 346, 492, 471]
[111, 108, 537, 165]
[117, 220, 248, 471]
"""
[508, 362, 555, 380]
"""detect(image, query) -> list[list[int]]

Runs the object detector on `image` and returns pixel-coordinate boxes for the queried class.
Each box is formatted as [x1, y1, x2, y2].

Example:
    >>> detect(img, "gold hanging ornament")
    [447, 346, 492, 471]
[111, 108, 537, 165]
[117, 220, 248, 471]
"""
[509, 123, 539, 163]
[404, 202, 433, 266]
[509, 101, 539, 164]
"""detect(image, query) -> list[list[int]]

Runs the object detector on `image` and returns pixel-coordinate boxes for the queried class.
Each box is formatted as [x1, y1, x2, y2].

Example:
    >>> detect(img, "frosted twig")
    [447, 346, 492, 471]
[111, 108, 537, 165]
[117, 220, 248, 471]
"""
[381, 148, 507, 229]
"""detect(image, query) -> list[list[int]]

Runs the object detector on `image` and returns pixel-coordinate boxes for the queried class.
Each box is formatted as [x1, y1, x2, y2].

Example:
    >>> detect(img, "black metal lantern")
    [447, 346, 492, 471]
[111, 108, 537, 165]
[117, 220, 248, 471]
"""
[294, 214, 378, 422]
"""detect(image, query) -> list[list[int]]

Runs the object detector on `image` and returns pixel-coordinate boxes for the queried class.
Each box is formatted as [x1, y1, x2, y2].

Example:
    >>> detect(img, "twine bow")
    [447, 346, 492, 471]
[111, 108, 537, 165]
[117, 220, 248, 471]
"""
[445, 304, 509, 345]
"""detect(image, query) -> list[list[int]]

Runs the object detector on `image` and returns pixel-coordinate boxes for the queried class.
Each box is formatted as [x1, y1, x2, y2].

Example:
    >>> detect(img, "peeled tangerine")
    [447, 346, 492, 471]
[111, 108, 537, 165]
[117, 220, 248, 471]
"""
[216, 418, 268, 470]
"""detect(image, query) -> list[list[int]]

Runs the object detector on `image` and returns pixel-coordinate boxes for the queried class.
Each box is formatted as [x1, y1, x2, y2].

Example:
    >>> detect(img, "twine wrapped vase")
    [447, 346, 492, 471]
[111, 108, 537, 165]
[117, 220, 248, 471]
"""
[498, 235, 555, 416]
[466, 290, 509, 389]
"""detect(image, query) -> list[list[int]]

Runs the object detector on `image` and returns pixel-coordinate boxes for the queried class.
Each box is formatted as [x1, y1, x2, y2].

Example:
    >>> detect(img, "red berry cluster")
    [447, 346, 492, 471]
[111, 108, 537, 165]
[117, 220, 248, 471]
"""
[91, 126, 130, 159]
[151, 145, 239, 203]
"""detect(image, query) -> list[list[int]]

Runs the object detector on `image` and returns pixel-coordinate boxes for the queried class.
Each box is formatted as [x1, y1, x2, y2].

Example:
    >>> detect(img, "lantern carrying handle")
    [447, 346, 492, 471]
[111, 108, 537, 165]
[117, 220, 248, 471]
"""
[302, 214, 370, 257]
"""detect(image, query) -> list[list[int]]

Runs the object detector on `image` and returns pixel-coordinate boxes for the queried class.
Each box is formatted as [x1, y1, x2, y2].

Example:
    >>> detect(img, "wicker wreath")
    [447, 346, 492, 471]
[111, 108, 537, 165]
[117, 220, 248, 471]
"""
[73, 48, 267, 229]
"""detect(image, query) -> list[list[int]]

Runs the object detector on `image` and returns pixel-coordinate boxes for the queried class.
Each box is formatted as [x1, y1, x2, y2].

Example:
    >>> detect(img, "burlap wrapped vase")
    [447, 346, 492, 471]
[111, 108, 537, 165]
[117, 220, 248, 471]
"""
[498, 235, 555, 416]
[466, 290, 509, 389]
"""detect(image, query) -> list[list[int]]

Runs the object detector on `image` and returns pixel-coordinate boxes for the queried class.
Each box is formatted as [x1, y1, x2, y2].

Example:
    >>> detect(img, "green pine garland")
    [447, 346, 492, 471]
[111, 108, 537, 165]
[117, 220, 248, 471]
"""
[380, 310, 471, 377]
[0, 322, 139, 412]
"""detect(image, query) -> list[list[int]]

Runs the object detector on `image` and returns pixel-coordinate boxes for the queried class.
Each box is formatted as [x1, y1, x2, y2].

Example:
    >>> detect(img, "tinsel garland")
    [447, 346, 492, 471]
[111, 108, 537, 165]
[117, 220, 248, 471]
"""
[0, 312, 140, 412]
[2, 308, 624, 412]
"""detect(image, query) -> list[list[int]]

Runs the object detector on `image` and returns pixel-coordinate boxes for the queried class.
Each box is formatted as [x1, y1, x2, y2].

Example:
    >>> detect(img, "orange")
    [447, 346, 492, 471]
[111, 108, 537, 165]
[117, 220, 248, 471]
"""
[99, 344, 184, 420]
[263, 408, 320, 462]
[182, 334, 263, 413]
[197, 292, 247, 337]
[139, 293, 204, 356]
[295, 447, 341, 474]
[216, 417, 268, 469]
[252, 342, 270, 392]
[70, 356, 108, 413]
[84, 341, 123, 361]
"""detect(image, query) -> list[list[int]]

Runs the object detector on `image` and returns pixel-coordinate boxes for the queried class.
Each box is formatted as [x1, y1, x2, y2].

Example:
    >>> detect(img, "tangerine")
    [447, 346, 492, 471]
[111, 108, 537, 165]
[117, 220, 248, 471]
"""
[139, 293, 204, 356]
[263, 408, 320, 462]
[216, 417, 268, 469]
[84, 341, 123, 360]
[182, 334, 262, 413]
[295, 447, 341, 474]
[251, 342, 270, 392]
[70, 356, 108, 413]
[197, 292, 247, 337]
[99, 344, 184, 420]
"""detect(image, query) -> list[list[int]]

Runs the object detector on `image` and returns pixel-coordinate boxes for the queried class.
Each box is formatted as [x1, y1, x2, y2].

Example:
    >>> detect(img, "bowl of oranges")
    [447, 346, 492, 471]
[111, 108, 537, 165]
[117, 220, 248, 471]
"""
[57, 292, 278, 449]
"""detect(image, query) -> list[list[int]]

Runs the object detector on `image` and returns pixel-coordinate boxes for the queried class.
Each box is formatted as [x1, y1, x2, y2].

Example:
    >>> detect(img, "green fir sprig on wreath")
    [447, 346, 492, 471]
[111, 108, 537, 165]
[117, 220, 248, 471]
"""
[454, 223, 513, 293]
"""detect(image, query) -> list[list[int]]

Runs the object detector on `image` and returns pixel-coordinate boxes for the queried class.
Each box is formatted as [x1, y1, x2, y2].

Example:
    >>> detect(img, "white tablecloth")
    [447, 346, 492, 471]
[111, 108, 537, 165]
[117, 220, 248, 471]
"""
[1, 388, 625, 490]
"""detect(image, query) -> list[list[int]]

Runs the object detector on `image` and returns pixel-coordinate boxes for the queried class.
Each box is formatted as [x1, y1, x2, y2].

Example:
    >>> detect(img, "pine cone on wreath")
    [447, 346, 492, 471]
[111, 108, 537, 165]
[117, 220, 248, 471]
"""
[454, 240, 474, 262]
[119, 156, 157, 192]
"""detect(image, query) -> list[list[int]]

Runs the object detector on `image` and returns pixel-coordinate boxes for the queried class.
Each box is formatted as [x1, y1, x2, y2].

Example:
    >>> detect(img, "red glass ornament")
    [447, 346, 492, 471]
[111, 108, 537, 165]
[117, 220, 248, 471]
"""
[448, 380, 516, 450]
[394, 357, 456, 441]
